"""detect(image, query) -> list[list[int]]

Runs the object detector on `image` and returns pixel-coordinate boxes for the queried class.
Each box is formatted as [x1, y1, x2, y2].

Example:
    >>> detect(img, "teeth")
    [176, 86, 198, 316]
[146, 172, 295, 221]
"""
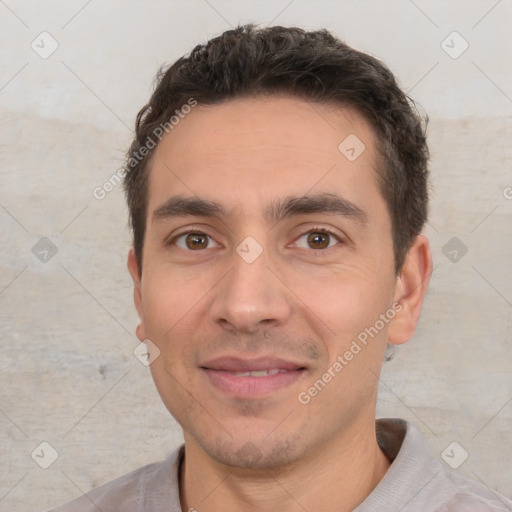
[232, 369, 286, 377]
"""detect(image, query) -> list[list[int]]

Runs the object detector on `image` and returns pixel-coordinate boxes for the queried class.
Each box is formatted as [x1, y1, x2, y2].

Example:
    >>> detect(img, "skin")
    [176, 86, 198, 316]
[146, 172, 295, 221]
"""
[128, 96, 432, 511]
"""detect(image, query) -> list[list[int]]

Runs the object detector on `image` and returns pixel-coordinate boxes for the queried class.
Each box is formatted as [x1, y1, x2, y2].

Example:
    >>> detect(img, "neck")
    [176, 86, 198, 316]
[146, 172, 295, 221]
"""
[179, 420, 391, 512]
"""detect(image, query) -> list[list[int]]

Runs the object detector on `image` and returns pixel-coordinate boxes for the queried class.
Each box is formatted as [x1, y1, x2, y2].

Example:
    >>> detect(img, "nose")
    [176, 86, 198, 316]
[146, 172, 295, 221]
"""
[209, 246, 292, 334]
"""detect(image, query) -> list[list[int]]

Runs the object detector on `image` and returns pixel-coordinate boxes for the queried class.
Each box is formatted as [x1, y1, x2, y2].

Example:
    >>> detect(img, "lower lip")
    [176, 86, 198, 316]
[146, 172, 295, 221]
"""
[202, 369, 305, 398]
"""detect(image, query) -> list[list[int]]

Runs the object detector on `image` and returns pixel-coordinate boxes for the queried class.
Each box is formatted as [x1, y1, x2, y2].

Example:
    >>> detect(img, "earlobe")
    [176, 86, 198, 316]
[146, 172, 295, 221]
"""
[127, 248, 146, 341]
[387, 235, 433, 346]
[135, 323, 146, 342]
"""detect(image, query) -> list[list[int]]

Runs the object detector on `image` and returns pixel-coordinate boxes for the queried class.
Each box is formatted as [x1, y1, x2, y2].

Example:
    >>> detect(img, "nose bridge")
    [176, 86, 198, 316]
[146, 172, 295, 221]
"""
[210, 238, 291, 332]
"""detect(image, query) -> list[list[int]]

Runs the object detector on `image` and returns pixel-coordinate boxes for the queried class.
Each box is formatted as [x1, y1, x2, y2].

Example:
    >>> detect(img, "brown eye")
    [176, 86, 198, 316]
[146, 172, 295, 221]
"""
[294, 230, 341, 251]
[174, 232, 214, 250]
[185, 233, 208, 250]
[307, 232, 330, 249]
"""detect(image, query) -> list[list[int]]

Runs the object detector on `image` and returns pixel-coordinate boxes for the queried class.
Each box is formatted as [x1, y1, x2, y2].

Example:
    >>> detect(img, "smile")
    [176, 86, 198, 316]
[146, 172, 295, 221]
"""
[200, 356, 307, 398]
[230, 368, 290, 377]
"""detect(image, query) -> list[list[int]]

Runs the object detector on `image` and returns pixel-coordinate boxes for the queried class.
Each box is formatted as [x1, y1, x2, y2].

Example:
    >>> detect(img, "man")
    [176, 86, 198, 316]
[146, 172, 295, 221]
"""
[48, 25, 512, 511]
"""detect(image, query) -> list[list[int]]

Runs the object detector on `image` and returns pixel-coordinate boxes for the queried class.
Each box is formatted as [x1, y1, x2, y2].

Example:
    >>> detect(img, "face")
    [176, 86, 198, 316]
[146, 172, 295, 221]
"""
[128, 96, 423, 469]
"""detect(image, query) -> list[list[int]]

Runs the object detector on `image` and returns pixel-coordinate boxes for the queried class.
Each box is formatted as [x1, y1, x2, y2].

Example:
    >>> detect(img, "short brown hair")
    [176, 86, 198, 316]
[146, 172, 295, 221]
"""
[124, 24, 429, 273]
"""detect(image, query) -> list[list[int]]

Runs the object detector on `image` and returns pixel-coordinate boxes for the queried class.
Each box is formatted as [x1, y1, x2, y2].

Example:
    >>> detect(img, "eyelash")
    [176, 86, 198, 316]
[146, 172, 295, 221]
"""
[294, 226, 344, 251]
[169, 226, 344, 251]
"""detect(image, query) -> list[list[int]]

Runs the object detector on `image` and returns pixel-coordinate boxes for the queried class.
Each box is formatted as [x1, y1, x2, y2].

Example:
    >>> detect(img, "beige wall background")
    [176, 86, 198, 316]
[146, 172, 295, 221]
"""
[1, 1, 511, 510]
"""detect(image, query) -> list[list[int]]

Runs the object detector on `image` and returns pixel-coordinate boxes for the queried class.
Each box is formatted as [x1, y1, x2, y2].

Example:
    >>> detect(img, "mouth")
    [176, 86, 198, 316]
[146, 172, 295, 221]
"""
[227, 368, 291, 377]
[200, 356, 307, 398]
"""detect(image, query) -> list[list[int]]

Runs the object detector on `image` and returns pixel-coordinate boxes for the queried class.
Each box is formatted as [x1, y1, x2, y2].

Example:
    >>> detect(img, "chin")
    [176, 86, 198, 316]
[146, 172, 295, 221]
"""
[199, 433, 303, 471]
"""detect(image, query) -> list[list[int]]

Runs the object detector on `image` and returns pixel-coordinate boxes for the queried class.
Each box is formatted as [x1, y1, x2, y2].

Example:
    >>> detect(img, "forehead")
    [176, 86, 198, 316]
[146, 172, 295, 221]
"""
[146, 95, 382, 218]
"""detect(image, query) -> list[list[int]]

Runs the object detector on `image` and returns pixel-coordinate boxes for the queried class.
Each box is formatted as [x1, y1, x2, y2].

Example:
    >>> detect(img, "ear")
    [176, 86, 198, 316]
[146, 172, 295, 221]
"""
[387, 234, 432, 345]
[127, 248, 146, 342]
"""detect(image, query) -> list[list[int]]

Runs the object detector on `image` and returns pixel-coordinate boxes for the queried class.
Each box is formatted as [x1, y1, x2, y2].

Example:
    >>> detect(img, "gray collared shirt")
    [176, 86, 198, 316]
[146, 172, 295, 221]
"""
[45, 418, 512, 511]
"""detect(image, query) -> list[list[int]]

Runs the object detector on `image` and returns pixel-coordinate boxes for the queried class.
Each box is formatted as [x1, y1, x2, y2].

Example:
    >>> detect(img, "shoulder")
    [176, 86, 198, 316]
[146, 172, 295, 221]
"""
[361, 419, 512, 512]
[426, 463, 512, 512]
[43, 446, 183, 512]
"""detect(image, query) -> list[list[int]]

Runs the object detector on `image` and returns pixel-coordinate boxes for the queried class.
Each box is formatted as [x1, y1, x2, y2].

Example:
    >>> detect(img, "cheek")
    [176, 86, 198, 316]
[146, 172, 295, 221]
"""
[291, 268, 394, 350]
[142, 271, 202, 413]
[140, 269, 205, 343]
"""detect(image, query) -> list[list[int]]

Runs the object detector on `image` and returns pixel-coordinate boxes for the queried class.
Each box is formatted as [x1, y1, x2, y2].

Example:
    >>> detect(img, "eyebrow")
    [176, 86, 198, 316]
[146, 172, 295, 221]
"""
[152, 193, 368, 225]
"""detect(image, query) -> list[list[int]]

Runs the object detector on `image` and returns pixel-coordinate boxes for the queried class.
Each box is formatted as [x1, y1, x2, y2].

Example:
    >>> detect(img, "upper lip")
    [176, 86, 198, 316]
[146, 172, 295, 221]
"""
[201, 356, 305, 372]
